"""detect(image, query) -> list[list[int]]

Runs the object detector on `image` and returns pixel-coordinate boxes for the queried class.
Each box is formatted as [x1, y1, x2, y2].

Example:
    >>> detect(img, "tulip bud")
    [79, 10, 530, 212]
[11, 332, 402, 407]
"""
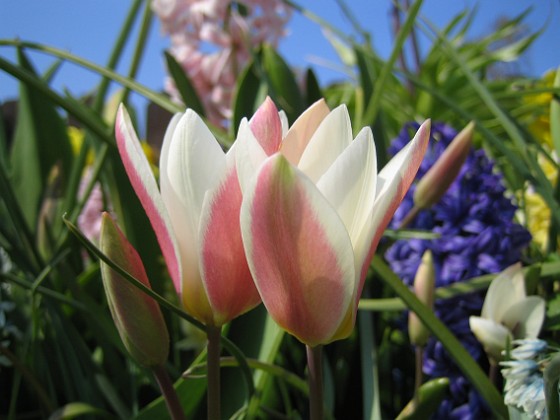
[409, 250, 435, 347]
[414, 122, 474, 209]
[99, 212, 169, 368]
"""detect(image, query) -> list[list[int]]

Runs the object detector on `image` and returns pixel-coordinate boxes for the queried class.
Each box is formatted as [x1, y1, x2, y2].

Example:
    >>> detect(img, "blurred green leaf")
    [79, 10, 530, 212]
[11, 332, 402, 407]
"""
[164, 51, 205, 117]
[362, 0, 424, 127]
[232, 58, 267, 133]
[10, 49, 73, 232]
[544, 353, 560, 420]
[551, 67, 560, 158]
[246, 310, 286, 417]
[262, 44, 304, 122]
[0, 40, 181, 115]
[0, 104, 9, 170]
[305, 68, 323, 105]
[359, 290, 381, 420]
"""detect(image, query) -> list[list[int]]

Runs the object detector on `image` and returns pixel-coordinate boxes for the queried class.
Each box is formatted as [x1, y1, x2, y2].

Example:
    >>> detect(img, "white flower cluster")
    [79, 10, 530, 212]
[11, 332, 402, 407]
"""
[500, 339, 549, 419]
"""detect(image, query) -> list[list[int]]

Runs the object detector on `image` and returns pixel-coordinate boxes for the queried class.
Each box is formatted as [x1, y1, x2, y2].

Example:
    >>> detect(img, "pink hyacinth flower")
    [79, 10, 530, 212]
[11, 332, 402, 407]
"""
[237, 98, 431, 346]
[115, 104, 264, 327]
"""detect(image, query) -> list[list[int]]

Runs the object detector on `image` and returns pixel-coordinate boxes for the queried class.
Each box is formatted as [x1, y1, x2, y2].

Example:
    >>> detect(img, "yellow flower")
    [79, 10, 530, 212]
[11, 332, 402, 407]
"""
[524, 71, 555, 148]
[524, 153, 558, 251]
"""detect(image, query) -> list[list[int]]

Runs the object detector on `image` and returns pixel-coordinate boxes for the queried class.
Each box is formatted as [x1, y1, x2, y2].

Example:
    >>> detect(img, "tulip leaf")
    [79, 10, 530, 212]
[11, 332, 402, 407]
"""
[10, 49, 73, 232]
[246, 311, 286, 417]
[262, 44, 304, 122]
[0, 40, 181, 115]
[305, 68, 323, 106]
[232, 58, 267, 133]
[359, 295, 382, 420]
[544, 353, 560, 420]
[396, 378, 450, 419]
[551, 67, 560, 161]
[164, 51, 205, 117]
[0, 104, 9, 171]
[362, 0, 424, 127]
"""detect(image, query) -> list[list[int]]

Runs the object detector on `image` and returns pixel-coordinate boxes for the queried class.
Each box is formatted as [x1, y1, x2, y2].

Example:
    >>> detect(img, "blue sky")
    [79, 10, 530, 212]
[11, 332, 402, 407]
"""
[1, 1, 558, 112]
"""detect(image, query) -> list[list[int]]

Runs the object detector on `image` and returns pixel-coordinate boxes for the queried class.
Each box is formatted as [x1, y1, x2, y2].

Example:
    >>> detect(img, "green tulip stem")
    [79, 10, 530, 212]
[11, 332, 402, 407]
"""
[306, 344, 324, 420]
[206, 325, 222, 420]
[413, 345, 424, 409]
[152, 365, 185, 420]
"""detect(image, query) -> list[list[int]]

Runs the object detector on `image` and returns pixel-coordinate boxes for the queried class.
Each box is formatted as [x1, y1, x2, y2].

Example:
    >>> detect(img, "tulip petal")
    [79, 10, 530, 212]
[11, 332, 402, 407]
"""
[235, 119, 268, 193]
[281, 98, 330, 165]
[501, 296, 545, 339]
[160, 110, 225, 321]
[199, 151, 261, 326]
[241, 154, 355, 346]
[248, 96, 282, 155]
[356, 120, 431, 285]
[316, 127, 377, 258]
[469, 316, 512, 361]
[297, 105, 353, 182]
[115, 105, 182, 293]
[481, 263, 525, 321]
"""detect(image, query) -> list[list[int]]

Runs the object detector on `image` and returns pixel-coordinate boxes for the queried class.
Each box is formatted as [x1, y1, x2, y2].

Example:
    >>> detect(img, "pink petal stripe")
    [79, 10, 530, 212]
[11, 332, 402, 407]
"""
[200, 161, 261, 326]
[241, 154, 355, 346]
[249, 97, 282, 155]
[115, 105, 182, 294]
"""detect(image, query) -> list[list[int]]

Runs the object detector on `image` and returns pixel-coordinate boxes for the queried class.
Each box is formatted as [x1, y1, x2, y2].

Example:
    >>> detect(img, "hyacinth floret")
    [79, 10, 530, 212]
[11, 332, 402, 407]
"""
[386, 122, 531, 418]
[152, 0, 292, 125]
[501, 339, 548, 419]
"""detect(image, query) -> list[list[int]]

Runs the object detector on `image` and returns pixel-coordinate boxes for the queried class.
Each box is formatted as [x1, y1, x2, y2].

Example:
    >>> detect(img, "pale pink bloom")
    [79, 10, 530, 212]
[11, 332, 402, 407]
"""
[152, 0, 292, 126]
[77, 169, 106, 243]
[237, 98, 431, 346]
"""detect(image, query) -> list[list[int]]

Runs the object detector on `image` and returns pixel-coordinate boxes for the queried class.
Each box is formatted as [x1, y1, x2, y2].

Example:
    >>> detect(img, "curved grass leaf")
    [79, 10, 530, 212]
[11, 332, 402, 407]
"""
[0, 39, 181, 114]
[164, 51, 205, 117]
[10, 49, 73, 232]
[262, 45, 303, 122]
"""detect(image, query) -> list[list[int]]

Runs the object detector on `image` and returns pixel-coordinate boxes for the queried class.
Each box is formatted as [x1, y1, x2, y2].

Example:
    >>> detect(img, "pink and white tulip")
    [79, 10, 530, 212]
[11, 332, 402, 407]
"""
[115, 104, 262, 326]
[238, 98, 431, 346]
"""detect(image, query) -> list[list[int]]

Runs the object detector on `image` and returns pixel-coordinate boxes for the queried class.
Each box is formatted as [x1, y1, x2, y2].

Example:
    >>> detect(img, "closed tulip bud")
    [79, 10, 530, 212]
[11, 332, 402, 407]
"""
[414, 121, 474, 210]
[409, 250, 435, 347]
[99, 212, 169, 368]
